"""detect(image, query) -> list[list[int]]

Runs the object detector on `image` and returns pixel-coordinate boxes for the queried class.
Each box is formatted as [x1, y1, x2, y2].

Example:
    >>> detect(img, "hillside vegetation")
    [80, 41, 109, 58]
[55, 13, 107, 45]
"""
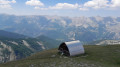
[0, 35, 60, 63]
[0, 30, 27, 39]
[0, 45, 120, 67]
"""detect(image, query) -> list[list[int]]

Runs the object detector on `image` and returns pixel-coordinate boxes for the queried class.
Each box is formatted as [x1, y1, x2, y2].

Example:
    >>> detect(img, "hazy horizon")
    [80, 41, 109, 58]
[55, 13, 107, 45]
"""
[0, 13, 120, 18]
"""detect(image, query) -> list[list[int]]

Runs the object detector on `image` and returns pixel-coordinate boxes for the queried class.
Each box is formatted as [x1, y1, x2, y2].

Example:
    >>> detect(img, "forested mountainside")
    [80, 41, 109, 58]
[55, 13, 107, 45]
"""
[0, 30, 27, 39]
[0, 30, 60, 63]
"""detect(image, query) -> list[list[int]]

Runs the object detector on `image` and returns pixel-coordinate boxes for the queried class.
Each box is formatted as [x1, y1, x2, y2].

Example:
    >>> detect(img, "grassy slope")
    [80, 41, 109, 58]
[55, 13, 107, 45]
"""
[0, 45, 120, 67]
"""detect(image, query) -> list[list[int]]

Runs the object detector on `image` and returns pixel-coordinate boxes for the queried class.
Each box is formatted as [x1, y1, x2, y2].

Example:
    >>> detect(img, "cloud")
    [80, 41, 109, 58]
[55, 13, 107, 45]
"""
[81, 0, 120, 10]
[27, 0, 120, 11]
[111, 0, 120, 7]
[26, 0, 44, 6]
[83, 0, 109, 9]
[11, 0, 16, 3]
[79, 7, 88, 11]
[0, 4, 11, 9]
[0, 0, 16, 9]
[34, 6, 48, 10]
[34, 0, 110, 10]
[49, 3, 79, 10]
[34, 3, 79, 10]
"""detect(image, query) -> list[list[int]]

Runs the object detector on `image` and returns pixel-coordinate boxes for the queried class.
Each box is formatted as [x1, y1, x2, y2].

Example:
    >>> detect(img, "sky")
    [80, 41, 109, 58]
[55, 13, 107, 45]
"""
[0, 0, 120, 17]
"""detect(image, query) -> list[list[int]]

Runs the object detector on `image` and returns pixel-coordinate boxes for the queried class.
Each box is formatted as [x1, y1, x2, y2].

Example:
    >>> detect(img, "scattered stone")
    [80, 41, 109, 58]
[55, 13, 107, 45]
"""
[51, 55, 56, 57]
[64, 57, 68, 58]
[81, 55, 88, 57]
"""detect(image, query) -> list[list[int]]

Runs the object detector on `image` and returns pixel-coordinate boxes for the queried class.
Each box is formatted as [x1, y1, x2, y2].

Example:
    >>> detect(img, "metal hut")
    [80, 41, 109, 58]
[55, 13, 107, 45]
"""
[58, 40, 85, 56]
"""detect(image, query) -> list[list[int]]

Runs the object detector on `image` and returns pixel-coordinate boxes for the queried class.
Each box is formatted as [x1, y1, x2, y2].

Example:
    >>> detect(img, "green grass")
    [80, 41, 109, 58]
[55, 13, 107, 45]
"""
[0, 45, 120, 67]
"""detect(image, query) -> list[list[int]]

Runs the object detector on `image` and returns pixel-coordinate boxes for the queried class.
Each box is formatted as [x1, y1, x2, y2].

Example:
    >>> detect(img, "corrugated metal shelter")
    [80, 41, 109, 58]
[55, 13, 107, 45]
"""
[58, 40, 85, 56]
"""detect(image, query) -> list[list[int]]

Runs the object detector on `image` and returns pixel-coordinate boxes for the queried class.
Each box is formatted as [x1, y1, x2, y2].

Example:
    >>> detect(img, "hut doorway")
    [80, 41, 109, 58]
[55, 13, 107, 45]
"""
[58, 43, 70, 56]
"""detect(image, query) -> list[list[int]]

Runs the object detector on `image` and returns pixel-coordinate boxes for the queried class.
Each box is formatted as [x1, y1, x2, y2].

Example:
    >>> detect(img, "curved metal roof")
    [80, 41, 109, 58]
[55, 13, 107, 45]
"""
[59, 40, 85, 56]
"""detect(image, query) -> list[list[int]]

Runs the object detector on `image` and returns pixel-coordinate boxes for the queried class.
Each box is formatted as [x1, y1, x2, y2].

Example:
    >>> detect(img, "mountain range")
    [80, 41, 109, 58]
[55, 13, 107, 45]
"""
[0, 14, 120, 42]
